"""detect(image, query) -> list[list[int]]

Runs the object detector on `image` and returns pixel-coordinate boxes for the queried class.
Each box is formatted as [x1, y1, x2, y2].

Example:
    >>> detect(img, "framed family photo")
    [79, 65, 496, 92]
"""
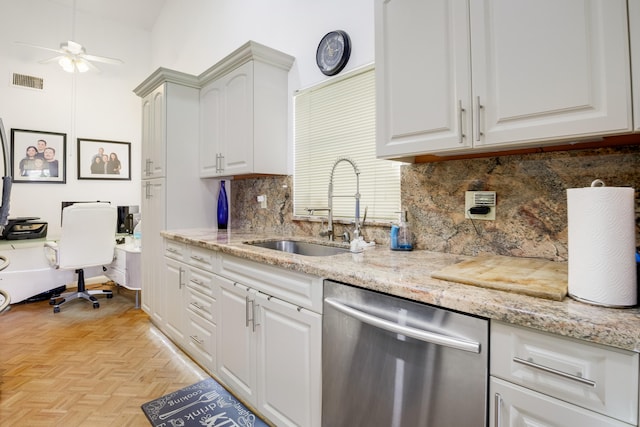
[11, 128, 66, 183]
[77, 138, 131, 180]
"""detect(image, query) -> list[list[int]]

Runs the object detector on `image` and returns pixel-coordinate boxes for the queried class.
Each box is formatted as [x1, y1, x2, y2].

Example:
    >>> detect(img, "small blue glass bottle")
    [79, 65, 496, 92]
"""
[217, 180, 228, 229]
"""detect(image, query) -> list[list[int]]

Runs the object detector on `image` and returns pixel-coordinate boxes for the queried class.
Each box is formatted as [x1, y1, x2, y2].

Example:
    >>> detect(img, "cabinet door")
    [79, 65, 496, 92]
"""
[375, 0, 472, 158]
[490, 377, 631, 427]
[142, 85, 166, 178]
[199, 81, 223, 177]
[163, 257, 186, 345]
[471, 0, 632, 148]
[220, 61, 253, 175]
[256, 294, 322, 427]
[218, 280, 257, 404]
[141, 179, 165, 323]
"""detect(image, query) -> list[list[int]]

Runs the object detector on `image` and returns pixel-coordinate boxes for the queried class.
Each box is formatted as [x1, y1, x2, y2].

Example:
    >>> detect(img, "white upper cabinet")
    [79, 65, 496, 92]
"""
[376, 0, 633, 160]
[376, 0, 472, 158]
[141, 85, 166, 178]
[199, 42, 294, 177]
[631, 0, 640, 132]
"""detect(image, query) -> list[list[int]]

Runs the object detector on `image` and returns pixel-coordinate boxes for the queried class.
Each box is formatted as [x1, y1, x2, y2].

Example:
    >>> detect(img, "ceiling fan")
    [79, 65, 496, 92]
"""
[15, 0, 123, 73]
[16, 40, 124, 73]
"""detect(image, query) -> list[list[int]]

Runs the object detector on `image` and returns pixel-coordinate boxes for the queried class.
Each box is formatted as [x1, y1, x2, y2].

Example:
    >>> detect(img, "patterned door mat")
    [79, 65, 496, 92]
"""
[141, 378, 269, 427]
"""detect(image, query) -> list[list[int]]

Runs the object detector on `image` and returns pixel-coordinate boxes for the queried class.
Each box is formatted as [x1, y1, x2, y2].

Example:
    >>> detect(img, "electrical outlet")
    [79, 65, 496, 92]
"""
[465, 191, 496, 220]
[257, 195, 267, 209]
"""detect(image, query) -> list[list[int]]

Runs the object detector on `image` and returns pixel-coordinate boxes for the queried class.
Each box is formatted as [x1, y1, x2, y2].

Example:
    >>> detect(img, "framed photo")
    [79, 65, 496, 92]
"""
[11, 129, 66, 183]
[77, 138, 131, 180]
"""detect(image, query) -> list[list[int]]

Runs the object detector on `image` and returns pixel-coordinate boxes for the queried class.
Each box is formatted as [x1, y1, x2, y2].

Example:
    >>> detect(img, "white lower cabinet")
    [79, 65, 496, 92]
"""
[163, 257, 187, 346]
[159, 243, 322, 426]
[490, 377, 632, 427]
[217, 254, 322, 427]
[490, 321, 639, 427]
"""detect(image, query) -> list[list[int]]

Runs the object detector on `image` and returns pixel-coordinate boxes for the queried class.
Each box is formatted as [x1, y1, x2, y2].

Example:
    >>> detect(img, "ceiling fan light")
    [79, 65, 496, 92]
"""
[75, 59, 90, 73]
[58, 56, 75, 73]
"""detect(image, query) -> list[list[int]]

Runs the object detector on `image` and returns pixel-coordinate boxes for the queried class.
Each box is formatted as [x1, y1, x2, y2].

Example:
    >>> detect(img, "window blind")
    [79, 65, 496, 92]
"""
[294, 66, 401, 221]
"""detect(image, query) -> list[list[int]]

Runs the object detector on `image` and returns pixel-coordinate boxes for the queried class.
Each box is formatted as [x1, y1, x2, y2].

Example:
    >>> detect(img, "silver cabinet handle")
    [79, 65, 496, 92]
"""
[324, 298, 480, 353]
[145, 181, 152, 199]
[191, 255, 205, 262]
[252, 302, 260, 332]
[494, 393, 502, 427]
[191, 278, 203, 286]
[166, 247, 180, 254]
[190, 302, 203, 311]
[475, 96, 483, 142]
[190, 335, 204, 345]
[245, 295, 251, 327]
[513, 356, 596, 387]
[458, 99, 465, 144]
[178, 267, 185, 289]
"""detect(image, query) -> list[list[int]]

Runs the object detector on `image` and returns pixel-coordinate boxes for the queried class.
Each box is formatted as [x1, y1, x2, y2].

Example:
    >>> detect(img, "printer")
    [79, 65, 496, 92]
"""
[1, 217, 48, 240]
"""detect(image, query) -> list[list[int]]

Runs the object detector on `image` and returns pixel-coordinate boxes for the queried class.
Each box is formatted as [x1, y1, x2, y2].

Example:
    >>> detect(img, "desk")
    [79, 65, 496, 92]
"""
[104, 244, 142, 308]
[0, 241, 141, 306]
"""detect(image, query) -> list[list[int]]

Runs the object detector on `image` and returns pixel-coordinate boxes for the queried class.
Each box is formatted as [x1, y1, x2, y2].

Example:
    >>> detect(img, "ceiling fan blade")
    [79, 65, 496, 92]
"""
[82, 53, 123, 65]
[15, 41, 64, 55]
[83, 60, 101, 73]
[38, 55, 65, 65]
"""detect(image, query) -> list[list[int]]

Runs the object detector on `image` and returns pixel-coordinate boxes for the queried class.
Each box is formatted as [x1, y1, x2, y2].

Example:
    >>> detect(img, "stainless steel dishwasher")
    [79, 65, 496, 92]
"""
[322, 280, 488, 427]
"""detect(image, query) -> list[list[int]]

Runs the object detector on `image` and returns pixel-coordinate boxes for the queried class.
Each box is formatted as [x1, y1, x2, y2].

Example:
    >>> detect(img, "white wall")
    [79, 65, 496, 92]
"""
[149, 0, 375, 88]
[0, 0, 148, 237]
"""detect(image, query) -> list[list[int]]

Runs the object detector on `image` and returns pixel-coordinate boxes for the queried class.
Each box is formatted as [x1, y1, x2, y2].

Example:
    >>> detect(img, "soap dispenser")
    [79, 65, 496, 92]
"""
[391, 211, 413, 251]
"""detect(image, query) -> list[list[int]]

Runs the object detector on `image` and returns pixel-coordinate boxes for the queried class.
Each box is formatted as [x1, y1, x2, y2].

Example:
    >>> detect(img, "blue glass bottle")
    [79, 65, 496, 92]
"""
[217, 180, 228, 229]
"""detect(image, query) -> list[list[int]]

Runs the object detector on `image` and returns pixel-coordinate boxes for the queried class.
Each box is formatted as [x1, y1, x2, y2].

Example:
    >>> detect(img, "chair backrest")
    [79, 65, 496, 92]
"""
[57, 202, 117, 270]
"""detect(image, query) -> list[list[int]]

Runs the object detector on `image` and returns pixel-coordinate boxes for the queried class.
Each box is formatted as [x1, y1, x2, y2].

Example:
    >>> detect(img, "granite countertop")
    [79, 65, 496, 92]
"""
[162, 228, 640, 353]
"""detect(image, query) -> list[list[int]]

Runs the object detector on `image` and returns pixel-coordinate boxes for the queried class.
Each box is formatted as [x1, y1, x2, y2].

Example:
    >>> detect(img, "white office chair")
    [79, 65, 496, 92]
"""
[45, 202, 117, 313]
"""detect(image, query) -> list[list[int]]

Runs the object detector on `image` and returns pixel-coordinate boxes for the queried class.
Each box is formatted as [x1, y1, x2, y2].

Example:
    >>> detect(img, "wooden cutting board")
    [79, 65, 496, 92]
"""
[431, 255, 568, 301]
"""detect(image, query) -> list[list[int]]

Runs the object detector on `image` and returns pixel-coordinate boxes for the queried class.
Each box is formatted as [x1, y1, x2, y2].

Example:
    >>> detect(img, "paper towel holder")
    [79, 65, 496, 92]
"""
[591, 179, 605, 187]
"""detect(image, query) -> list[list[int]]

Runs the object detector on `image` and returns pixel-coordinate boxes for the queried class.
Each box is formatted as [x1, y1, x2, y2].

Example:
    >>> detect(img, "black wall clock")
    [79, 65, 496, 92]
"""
[316, 30, 351, 76]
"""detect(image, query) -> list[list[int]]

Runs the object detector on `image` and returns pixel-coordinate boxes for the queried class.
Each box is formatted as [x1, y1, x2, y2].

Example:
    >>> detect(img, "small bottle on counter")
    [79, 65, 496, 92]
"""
[133, 220, 142, 249]
[390, 210, 413, 251]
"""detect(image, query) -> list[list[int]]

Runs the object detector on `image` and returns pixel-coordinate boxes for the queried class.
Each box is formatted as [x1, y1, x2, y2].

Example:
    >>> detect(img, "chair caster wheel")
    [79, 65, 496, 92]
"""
[93, 302, 100, 309]
[106, 293, 113, 299]
[49, 299, 55, 305]
[53, 307, 60, 313]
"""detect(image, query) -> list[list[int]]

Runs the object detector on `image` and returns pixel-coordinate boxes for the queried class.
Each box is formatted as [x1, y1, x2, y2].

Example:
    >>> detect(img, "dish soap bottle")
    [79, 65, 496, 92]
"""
[395, 210, 413, 251]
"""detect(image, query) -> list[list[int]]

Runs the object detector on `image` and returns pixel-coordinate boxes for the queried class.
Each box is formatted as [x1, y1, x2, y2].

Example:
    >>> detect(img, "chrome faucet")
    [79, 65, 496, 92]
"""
[328, 157, 361, 241]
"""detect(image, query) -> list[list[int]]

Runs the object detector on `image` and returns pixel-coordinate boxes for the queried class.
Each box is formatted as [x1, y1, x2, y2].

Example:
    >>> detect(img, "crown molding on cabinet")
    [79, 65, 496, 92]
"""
[133, 40, 295, 97]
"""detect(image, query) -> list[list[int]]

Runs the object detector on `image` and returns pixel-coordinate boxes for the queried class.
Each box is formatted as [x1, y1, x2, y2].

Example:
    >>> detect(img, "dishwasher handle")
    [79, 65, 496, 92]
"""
[324, 297, 481, 353]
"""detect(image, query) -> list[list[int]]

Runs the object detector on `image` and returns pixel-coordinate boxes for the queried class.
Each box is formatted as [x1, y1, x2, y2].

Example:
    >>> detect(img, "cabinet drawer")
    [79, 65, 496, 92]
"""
[187, 267, 216, 298]
[490, 377, 631, 427]
[187, 246, 217, 272]
[187, 287, 217, 324]
[165, 240, 187, 261]
[186, 312, 216, 372]
[491, 321, 638, 424]
[220, 254, 323, 313]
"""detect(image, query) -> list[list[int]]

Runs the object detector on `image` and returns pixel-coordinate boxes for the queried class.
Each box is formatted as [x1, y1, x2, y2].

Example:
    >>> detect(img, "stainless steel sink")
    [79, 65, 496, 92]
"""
[246, 239, 349, 256]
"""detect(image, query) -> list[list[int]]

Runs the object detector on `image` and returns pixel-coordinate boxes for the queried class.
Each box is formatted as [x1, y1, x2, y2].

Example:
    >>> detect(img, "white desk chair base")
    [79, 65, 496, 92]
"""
[49, 269, 113, 313]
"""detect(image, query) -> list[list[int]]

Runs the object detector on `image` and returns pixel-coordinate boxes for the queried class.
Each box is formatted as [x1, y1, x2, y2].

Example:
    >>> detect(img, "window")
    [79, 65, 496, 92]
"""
[294, 65, 401, 222]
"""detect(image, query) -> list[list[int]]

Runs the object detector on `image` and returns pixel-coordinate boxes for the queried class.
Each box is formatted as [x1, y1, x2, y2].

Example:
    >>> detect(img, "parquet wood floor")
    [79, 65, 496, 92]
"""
[0, 283, 208, 426]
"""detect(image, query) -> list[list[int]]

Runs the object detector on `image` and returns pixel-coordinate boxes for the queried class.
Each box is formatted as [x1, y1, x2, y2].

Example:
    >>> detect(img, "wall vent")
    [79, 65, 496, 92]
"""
[12, 73, 44, 90]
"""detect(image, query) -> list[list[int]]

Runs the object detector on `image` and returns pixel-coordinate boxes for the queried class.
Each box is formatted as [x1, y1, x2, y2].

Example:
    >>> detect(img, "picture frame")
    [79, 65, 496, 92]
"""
[11, 128, 66, 184]
[77, 138, 131, 180]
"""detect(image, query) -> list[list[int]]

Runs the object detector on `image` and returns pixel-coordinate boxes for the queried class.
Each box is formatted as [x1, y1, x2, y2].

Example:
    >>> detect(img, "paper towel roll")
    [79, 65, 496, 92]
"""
[567, 182, 637, 307]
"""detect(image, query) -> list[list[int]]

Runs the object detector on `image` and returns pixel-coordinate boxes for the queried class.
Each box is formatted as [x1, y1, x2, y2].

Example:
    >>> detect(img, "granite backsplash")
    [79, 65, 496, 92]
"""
[229, 144, 640, 261]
